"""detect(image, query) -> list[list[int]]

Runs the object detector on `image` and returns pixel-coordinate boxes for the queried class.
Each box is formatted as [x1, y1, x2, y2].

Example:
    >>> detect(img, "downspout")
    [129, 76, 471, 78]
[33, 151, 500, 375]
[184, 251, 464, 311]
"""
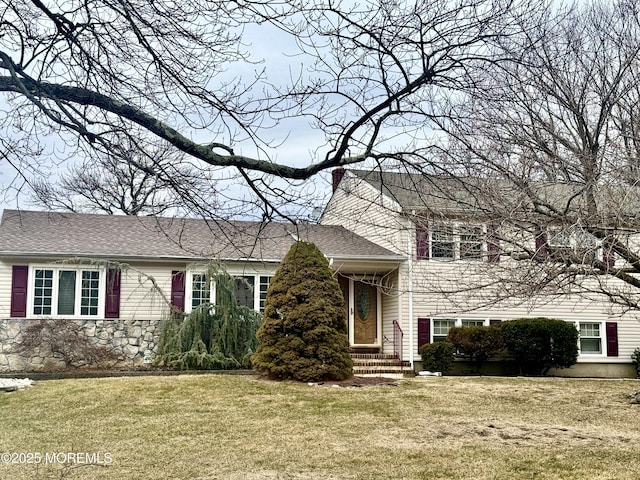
[407, 213, 415, 369]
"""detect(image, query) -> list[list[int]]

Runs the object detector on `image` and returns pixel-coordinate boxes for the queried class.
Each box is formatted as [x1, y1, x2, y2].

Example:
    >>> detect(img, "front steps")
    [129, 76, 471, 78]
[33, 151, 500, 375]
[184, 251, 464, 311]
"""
[350, 353, 413, 378]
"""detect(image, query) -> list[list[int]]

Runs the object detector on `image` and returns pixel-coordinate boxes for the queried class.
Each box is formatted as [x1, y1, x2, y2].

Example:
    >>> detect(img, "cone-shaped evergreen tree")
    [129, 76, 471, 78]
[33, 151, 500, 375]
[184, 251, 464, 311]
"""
[252, 241, 353, 381]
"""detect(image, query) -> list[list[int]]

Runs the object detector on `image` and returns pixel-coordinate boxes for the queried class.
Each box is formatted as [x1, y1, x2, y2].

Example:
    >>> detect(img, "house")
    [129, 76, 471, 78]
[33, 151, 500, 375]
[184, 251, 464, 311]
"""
[321, 169, 640, 377]
[0, 209, 403, 372]
[2, 168, 639, 377]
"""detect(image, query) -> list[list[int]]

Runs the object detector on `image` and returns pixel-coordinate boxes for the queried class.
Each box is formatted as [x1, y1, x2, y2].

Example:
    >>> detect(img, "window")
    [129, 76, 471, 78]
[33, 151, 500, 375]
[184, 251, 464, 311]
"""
[579, 322, 602, 354]
[432, 225, 455, 259]
[431, 318, 489, 342]
[234, 276, 255, 309]
[259, 276, 271, 313]
[191, 273, 211, 309]
[547, 227, 597, 262]
[461, 319, 485, 327]
[187, 272, 272, 314]
[433, 319, 455, 342]
[459, 226, 483, 260]
[422, 222, 486, 261]
[548, 228, 572, 248]
[31, 267, 102, 317]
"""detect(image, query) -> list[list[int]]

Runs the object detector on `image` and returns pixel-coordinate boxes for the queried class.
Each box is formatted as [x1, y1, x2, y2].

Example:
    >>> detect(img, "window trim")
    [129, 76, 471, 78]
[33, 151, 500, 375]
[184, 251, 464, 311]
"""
[577, 321, 604, 356]
[418, 222, 486, 261]
[430, 317, 490, 342]
[26, 265, 104, 319]
[185, 270, 271, 314]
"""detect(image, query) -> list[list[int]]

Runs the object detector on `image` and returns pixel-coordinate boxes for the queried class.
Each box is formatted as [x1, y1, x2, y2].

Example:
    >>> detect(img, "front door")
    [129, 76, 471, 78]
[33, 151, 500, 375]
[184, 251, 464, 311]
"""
[337, 275, 380, 347]
[353, 282, 378, 345]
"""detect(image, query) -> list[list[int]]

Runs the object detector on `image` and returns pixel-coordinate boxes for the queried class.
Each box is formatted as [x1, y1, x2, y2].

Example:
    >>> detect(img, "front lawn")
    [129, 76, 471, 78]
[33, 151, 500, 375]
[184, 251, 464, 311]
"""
[0, 374, 638, 479]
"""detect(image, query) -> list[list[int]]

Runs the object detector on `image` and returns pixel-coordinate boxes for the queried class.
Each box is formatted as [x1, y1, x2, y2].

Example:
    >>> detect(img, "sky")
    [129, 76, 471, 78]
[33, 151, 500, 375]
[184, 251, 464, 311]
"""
[0, 19, 338, 220]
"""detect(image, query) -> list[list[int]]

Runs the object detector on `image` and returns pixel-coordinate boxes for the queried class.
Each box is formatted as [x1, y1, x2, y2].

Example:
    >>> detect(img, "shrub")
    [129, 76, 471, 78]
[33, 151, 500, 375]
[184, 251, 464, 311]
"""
[498, 318, 578, 375]
[419, 341, 456, 374]
[447, 326, 504, 372]
[252, 241, 353, 382]
[632, 348, 640, 378]
[15, 318, 119, 369]
[156, 266, 261, 370]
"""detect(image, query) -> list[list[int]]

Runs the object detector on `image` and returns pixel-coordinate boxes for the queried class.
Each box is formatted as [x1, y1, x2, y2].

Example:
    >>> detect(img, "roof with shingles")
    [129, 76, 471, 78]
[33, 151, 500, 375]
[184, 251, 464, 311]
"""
[0, 210, 401, 261]
[347, 169, 640, 219]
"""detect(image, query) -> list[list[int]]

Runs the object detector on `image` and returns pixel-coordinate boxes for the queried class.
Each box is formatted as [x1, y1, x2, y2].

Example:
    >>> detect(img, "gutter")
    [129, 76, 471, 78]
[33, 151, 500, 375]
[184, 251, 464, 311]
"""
[407, 214, 415, 370]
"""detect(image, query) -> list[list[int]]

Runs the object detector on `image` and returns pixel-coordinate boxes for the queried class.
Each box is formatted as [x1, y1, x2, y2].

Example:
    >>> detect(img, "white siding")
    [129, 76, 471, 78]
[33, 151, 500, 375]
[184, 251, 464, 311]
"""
[0, 260, 12, 318]
[324, 178, 640, 366]
[322, 174, 408, 255]
[119, 263, 175, 321]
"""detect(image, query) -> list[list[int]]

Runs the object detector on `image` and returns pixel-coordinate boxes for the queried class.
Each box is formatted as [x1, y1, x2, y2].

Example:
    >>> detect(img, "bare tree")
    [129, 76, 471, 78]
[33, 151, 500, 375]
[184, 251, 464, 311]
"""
[30, 134, 219, 216]
[416, 0, 640, 312]
[0, 0, 542, 220]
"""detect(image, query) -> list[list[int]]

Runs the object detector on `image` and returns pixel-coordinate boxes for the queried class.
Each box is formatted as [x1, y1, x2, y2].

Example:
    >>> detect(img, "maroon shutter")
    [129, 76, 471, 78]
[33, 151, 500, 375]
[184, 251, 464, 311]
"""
[534, 227, 547, 256]
[104, 268, 121, 318]
[602, 247, 615, 268]
[418, 317, 431, 348]
[487, 224, 500, 263]
[489, 319, 501, 326]
[416, 225, 429, 259]
[171, 270, 186, 312]
[605, 322, 618, 357]
[10, 265, 28, 318]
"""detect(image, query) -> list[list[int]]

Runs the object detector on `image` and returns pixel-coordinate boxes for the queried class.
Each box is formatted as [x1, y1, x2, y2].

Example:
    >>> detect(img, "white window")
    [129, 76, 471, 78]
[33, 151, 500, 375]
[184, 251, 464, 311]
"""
[431, 318, 489, 342]
[190, 273, 211, 310]
[578, 322, 602, 354]
[30, 267, 102, 318]
[548, 228, 572, 248]
[430, 223, 484, 261]
[459, 226, 484, 260]
[259, 276, 271, 312]
[433, 319, 456, 342]
[548, 227, 597, 251]
[187, 272, 271, 314]
[432, 225, 455, 259]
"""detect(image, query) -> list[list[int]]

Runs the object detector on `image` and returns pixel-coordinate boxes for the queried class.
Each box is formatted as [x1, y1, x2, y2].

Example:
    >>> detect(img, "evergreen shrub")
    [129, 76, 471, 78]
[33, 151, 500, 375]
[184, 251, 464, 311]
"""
[447, 325, 504, 372]
[251, 241, 353, 382]
[498, 317, 578, 375]
[419, 341, 456, 374]
[156, 266, 261, 370]
[632, 348, 640, 378]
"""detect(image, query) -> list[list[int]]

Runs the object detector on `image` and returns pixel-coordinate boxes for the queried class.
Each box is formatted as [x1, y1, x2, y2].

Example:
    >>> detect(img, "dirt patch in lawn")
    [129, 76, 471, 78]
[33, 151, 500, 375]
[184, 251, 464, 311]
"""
[319, 375, 401, 387]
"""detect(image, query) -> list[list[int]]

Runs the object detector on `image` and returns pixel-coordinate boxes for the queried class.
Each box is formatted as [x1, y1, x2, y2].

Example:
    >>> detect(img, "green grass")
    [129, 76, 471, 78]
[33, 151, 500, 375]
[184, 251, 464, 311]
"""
[0, 375, 639, 479]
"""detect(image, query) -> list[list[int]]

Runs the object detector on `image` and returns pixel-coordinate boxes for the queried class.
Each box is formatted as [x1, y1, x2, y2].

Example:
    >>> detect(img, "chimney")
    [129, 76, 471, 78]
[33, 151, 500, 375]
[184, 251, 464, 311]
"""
[332, 168, 346, 192]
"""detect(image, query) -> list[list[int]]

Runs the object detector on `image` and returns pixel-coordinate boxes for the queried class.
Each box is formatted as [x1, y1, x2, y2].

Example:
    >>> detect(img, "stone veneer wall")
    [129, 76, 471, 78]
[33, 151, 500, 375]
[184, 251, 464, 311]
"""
[0, 318, 161, 372]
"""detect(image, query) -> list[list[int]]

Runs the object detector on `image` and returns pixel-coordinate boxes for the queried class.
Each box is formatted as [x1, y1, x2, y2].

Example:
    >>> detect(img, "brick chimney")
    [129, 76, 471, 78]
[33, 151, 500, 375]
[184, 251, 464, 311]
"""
[331, 168, 346, 192]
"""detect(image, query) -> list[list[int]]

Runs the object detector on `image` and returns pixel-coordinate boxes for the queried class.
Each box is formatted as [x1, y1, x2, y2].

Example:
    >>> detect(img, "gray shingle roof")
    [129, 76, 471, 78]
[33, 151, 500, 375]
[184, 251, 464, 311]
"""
[0, 210, 401, 262]
[348, 169, 640, 219]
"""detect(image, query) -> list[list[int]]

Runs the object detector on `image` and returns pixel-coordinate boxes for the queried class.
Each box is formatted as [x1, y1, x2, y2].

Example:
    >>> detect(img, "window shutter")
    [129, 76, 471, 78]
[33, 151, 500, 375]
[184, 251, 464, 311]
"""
[605, 322, 618, 357]
[418, 317, 431, 348]
[416, 225, 429, 260]
[10, 265, 28, 318]
[105, 268, 121, 318]
[534, 227, 547, 256]
[487, 224, 500, 263]
[171, 270, 186, 312]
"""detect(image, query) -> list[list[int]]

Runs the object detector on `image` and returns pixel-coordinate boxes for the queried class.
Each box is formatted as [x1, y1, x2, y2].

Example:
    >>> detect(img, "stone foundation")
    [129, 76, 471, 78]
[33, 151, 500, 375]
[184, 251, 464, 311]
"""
[0, 318, 161, 372]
